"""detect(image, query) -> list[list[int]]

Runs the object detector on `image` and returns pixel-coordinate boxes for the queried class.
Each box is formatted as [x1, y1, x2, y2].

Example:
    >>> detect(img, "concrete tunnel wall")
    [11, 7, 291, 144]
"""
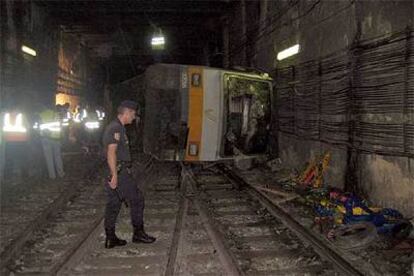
[227, 0, 414, 216]
[0, 1, 92, 184]
[0, 1, 91, 112]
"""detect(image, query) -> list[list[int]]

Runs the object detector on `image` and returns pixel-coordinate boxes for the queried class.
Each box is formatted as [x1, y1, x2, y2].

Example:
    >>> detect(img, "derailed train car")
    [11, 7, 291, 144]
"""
[142, 63, 273, 162]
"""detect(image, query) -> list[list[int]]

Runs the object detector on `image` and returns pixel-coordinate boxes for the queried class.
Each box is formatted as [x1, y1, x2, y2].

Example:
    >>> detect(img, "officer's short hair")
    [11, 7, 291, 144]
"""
[117, 106, 129, 114]
[118, 100, 138, 114]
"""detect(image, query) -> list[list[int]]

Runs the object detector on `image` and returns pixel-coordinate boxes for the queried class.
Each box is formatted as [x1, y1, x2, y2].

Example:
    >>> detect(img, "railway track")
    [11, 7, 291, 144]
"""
[179, 165, 343, 275]
[3, 160, 366, 275]
[0, 154, 94, 273]
[57, 161, 181, 275]
[1, 155, 106, 275]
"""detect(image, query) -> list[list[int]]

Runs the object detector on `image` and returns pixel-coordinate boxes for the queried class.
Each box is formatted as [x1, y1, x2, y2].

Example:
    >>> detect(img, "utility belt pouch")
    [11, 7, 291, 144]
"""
[116, 163, 122, 174]
[117, 161, 132, 174]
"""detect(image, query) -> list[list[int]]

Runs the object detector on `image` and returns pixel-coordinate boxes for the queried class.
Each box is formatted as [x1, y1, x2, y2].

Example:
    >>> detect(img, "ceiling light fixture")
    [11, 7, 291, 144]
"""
[21, 45, 37, 56]
[277, 44, 300, 61]
[151, 29, 165, 50]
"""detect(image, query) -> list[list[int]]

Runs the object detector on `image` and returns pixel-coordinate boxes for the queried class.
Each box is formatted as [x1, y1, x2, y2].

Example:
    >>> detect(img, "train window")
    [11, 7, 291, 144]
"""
[224, 76, 271, 156]
[188, 142, 199, 156]
[191, 73, 202, 87]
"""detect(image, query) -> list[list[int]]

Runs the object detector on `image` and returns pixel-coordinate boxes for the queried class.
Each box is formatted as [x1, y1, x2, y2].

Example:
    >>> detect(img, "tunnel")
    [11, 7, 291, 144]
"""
[0, 0, 413, 275]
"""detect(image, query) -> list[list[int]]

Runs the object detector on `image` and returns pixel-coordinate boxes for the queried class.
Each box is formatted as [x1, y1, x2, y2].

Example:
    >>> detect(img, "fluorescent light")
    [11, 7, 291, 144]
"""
[277, 44, 300, 61]
[21, 45, 37, 56]
[151, 36, 165, 46]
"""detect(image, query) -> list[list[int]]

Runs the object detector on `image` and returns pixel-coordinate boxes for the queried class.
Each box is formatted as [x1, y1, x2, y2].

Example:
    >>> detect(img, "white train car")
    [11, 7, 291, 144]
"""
[143, 63, 273, 162]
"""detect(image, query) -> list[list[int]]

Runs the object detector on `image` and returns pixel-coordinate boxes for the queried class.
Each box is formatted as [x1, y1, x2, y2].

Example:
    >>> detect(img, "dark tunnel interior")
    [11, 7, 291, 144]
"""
[0, 1, 413, 275]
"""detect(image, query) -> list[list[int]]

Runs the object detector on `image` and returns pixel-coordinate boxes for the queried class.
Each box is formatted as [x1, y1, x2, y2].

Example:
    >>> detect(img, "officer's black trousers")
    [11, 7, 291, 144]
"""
[104, 170, 144, 231]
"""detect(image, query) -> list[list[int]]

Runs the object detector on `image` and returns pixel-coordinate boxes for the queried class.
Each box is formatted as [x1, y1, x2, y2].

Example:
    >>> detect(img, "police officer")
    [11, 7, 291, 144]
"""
[39, 105, 65, 179]
[102, 100, 156, 248]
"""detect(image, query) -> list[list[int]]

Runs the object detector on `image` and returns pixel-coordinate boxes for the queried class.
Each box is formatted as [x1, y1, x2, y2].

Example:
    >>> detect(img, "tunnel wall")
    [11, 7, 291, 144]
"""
[227, 0, 414, 216]
[56, 33, 91, 110]
[0, 1, 59, 184]
[0, 1, 91, 184]
[0, 1, 91, 111]
[0, 1, 59, 110]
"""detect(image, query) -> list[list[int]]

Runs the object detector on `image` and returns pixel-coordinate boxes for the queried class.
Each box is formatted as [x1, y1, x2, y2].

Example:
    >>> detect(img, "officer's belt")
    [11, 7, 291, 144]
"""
[116, 161, 132, 173]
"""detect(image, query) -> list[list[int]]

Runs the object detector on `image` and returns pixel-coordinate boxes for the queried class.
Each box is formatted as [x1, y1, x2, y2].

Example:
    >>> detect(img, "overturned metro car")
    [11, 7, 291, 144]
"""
[141, 63, 273, 162]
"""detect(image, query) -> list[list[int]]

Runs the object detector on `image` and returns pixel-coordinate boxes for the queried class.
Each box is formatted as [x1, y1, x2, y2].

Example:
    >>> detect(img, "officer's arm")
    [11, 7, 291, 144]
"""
[107, 144, 118, 178]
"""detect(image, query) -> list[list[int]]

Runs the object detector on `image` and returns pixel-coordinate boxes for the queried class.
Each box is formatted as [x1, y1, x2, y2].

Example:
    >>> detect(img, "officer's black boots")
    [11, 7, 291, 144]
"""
[132, 227, 156, 244]
[105, 228, 127, 249]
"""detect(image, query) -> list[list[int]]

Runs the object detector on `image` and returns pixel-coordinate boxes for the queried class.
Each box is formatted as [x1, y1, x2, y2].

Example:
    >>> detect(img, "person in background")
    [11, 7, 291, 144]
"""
[80, 105, 102, 154]
[59, 103, 71, 148]
[0, 109, 5, 185]
[27, 105, 45, 179]
[2, 106, 30, 183]
[39, 105, 64, 179]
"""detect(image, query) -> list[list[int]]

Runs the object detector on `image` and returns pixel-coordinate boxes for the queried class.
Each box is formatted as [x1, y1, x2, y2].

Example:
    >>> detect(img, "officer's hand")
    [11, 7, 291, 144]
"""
[109, 175, 118, 189]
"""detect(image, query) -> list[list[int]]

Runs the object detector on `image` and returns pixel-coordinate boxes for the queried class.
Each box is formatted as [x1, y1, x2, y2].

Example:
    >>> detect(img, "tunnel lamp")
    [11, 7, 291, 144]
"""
[151, 31, 165, 50]
[277, 44, 300, 61]
[21, 45, 37, 57]
[151, 36, 165, 45]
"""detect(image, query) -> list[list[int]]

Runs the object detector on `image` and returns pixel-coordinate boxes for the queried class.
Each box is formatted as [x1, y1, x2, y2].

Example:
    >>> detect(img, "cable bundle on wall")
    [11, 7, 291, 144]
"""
[355, 34, 407, 114]
[320, 51, 350, 144]
[275, 66, 295, 134]
[276, 30, 414, 158]
[294, 60, 320, 140]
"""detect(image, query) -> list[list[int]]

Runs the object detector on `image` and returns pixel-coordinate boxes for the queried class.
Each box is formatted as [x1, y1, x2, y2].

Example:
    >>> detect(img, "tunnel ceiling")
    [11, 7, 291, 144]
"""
[36, 0, 232, 81]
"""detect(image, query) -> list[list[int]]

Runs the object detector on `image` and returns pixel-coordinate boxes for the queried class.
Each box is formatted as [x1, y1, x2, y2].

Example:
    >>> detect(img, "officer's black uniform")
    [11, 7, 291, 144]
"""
[102, 101, 155, 248]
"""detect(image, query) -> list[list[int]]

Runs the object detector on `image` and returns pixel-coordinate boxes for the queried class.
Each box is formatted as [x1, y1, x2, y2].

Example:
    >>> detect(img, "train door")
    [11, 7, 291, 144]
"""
[222, 74, 272, 156]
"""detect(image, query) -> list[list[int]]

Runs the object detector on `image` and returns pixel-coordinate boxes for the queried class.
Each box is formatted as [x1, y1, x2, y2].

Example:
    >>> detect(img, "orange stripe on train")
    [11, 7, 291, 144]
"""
[185, 67, 204, 161]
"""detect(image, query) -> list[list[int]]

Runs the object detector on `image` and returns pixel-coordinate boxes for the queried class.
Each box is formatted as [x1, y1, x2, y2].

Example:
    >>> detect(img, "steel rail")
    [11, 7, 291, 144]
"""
[220, 166, 364, 276]
[181, 164, 244, 276]
[164, 170, 188, 276]
[0, 182, 81, 274]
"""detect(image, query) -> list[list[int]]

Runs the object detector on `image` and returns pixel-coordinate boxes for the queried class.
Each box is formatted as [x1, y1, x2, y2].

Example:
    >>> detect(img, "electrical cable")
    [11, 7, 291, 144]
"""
[275, 30, 414, 158]
[228, 0, 355, 60]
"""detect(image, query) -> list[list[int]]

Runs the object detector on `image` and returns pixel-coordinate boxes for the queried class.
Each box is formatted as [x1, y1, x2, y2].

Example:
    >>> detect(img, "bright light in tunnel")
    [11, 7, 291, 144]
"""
[21, 45, 37, 56]
[277, 44, 300, 61]
[151, 36, 165, 46]
[151, 28, 165, 50]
